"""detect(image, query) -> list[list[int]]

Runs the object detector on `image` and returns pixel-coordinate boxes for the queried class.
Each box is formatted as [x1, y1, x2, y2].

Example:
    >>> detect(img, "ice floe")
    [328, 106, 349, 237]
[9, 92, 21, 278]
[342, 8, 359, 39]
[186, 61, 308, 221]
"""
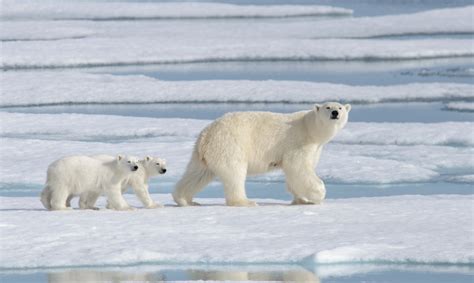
[3, 6, 472, 41]
[3, 37, 473, 69]
[0, 194, 472, 268]
[2, 1, 352, 20]
[2, 72, 473, 106]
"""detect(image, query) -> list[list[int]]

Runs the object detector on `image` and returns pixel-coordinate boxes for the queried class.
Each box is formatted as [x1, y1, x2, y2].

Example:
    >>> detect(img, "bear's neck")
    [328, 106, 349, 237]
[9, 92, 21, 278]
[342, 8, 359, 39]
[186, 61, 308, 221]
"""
[303, 111, 339, 145]
[104, 161, 130, 184]
[138, 162, 152, 181]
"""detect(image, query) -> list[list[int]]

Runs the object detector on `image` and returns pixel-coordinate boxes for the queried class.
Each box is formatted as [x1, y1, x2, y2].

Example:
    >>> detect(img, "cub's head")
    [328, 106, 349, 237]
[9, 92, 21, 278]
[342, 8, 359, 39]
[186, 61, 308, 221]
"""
[314, 102, 351, 129]
[142, 156, 167, 175]
[117, 155, 140, 172]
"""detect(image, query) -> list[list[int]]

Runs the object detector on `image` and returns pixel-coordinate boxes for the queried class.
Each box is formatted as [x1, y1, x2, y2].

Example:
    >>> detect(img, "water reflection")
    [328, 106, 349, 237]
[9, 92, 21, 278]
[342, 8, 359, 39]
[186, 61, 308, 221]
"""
[48, 270, 165, 282]
[3, 264, 473, 283]
[45, 266, 320, 282]
[187, 269, 319, 282]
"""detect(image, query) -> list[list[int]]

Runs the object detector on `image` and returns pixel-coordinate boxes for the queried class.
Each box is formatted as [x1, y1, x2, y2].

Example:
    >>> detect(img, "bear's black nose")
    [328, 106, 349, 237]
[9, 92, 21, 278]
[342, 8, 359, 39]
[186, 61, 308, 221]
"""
[133, 165, 139, 170]
[161, 169, 167, 174]
[331, 110, 339, 117]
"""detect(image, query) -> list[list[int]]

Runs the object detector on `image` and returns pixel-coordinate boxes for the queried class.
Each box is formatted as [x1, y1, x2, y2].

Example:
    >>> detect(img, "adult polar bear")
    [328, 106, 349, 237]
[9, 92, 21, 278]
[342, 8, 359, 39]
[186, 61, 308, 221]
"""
[173, 102, 351, 207]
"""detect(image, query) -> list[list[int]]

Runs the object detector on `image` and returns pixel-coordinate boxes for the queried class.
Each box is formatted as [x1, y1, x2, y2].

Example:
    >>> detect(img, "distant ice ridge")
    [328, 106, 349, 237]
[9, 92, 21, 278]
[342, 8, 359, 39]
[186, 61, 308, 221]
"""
[445, 102, 474, 112]
[0, 21, 95, 42]
[0, 113, 472, 185]
[2, 6, 472, 41]
[2, 72, 473, 106]
[3, 38, 472, 69]
[1, 1, 352, 20]
[0, 195, 472, 268]
[304, 6, 474, 38]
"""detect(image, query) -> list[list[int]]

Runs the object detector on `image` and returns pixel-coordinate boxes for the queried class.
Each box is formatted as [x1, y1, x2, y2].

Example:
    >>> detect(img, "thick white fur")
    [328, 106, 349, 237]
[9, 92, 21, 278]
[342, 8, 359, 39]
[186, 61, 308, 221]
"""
[173, 102, 351, 207]
[40, 155, 139, 211]
[81, 155, 167, 209]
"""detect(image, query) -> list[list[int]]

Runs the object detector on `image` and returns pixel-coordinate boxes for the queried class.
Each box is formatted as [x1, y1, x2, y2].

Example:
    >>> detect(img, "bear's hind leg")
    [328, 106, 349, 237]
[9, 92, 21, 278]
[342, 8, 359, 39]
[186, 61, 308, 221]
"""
[79, 192, 100, 210]
[173, 153, 214, 206]
[50, 188, 73, 211]
[40, 186, 52, 210]
[105, 185, 135, 211]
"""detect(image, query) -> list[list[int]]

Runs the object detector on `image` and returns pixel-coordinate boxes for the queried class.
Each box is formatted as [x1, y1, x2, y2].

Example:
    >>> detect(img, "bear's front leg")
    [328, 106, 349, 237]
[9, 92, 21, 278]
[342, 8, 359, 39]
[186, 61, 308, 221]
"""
[133, 184, 162, 209]
[105, 185, 135, 211]
[213, 165, 257, 207]
[283, 153, 326, 205]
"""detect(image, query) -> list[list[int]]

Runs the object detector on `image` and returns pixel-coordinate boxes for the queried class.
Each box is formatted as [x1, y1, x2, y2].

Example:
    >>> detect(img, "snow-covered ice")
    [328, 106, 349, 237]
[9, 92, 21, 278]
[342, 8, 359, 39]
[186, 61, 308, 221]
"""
[0, 194, 472, 268]
[2, 5, 473, 69]
[0, 0, 472, 274]
[2, 72, 473, 106]
[2, 1, 352, 20]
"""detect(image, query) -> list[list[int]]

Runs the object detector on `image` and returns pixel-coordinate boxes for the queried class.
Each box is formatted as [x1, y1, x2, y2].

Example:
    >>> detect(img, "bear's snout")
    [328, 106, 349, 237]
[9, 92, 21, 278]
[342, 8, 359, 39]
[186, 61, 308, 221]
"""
[160, 169, 167, 174]
[132, 165, 139, 171]
[331, 110, 339, 119]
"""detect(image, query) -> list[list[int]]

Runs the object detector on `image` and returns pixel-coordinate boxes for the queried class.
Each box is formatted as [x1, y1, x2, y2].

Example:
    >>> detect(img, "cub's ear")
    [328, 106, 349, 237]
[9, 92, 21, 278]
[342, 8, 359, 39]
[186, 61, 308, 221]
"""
[344, 104, 351, 113]
[314, 104, 321, 112]
[145, 156, 152, 162]
[117, 154, 124, 161]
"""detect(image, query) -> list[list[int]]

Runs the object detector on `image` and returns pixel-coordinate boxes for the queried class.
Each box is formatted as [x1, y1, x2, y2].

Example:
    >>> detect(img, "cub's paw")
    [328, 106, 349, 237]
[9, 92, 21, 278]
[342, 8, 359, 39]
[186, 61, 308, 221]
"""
[145, 203, 163, 209]
[227, 199, 258, 207]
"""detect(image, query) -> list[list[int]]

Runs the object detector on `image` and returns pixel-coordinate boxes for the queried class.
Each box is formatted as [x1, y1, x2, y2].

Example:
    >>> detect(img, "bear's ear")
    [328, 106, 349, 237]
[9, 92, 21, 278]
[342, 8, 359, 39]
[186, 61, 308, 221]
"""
[314, 104, 321, 112]
[117, 154, 124, 161]
[145, 156, 152, 162]
[344, 104, 351, 113]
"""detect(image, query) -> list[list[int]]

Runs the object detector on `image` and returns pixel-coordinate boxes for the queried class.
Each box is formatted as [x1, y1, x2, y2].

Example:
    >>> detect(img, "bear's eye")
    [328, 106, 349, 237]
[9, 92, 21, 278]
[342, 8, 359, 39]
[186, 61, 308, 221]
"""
[127, 161, 131, 163]
[339, 107, 342, 110]
[326, 107, 330, 110]
[156, 163, 160, 166]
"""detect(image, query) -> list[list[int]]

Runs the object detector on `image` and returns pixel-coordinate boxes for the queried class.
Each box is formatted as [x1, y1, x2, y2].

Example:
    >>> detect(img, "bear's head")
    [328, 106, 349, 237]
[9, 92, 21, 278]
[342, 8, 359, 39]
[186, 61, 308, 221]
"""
[117, 155, 140, 172]
[314, 102, 351, 127]
[142, 156, 167, 175]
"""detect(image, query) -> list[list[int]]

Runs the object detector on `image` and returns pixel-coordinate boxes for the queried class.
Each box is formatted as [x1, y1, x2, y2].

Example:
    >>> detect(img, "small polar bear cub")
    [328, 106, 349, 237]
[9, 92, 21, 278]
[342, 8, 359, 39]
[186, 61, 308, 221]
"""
[80, 155, 167, 209]
[173, 102, 351, 207]
[40, 155, 139, 210]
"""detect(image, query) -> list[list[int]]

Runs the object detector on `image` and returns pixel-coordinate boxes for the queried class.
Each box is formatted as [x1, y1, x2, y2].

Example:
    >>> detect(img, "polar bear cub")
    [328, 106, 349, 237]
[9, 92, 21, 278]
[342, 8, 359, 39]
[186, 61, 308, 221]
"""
[80, 155, 167, 209]
[40, 155, 139, 210]
[173, 102, 351, 207]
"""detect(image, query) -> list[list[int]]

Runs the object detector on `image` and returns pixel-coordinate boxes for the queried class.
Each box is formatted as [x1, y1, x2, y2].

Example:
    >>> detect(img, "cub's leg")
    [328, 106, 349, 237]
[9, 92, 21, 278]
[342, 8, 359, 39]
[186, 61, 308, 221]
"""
[133, 184, 162, 209]
[105, 185, 135, 211]
[79, 192, 101, 210]
[50, 187, 73, 210]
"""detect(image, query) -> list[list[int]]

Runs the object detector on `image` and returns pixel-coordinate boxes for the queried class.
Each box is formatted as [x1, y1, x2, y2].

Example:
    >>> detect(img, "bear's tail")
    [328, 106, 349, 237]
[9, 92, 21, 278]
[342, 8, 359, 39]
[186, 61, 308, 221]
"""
[173, 150, 214, 206]
[40, 185, 52, 210]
